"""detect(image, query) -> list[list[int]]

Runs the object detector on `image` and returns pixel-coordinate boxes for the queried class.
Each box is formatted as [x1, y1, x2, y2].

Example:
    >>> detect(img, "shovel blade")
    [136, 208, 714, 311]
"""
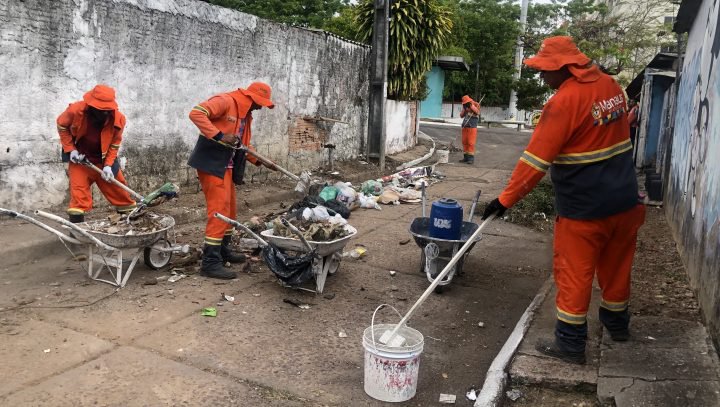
[379, 329, 406, 347]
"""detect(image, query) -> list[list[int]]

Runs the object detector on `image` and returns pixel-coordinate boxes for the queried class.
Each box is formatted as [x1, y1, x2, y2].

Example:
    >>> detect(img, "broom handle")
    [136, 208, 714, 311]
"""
[385, 215, 495, 343]
[240, 147, 301, 181]
[82, 160, 144, 201]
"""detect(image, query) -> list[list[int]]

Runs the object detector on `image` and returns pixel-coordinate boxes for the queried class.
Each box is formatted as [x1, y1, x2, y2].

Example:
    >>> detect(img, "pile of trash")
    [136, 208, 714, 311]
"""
[313, 165, 442, 210]
[84, 212, 168, 236]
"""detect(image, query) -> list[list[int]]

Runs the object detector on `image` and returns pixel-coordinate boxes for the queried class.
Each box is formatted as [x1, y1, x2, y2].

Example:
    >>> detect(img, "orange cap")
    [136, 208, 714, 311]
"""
[83, 84, 118, 110]
[461, 95, 473, 104]
[242, 82, 275, 109]
[523, 36, 591, 71]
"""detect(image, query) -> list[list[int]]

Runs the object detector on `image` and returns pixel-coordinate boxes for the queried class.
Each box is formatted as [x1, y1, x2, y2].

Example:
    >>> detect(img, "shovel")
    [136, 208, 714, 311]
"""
[378, 214, 496, 347]
[82, 160, 178, 219]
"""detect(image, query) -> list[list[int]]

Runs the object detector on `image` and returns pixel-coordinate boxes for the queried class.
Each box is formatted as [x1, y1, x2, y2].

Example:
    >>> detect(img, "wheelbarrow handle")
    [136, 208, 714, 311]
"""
[0, 208, 83, 245]
[280, 217, 314, 252]
[82, 159, 144, 202]
[35, 210, 116, 251]
[213, 213, 268, 247]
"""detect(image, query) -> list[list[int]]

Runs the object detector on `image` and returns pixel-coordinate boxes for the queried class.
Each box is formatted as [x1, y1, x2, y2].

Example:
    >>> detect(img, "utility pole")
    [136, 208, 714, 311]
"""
[367, 0, 389, 170]
[508, 0, 529, 120]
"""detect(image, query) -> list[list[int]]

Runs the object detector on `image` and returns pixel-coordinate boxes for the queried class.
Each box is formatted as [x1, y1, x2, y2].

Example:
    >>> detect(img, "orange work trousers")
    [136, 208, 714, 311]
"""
[461, 127, 477, 155]
[553, 204, 646, 325]
[198, 169, 236, 246]
[67, 163, 136, 215]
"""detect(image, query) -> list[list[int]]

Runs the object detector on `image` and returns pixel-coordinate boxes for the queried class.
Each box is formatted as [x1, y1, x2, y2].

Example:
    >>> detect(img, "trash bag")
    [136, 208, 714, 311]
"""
[262, 244, 316, 286]
[361, 180, 383, 196]
[323, 199, 351, 219]
[319, 186, 339, 201]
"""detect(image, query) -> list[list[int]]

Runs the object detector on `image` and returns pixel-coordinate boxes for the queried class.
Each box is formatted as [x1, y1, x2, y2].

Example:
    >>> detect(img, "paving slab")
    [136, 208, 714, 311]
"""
[601, 316, 711, 350]
[0, 319, 114, 396]
[0, 346, 306, 407]
[600, 346, 720, 381]
[598, 377, 720, 407]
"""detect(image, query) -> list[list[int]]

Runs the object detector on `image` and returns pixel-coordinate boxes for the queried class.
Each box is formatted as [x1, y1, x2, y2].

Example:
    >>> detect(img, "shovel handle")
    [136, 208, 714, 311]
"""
[239, 146, 301, 181]
[82, 160, 144, 201]
[384, 215, 496, 345]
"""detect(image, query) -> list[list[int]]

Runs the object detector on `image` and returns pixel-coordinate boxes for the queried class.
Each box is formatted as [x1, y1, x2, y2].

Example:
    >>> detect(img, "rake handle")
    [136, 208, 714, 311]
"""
[240, 147, 301, 181]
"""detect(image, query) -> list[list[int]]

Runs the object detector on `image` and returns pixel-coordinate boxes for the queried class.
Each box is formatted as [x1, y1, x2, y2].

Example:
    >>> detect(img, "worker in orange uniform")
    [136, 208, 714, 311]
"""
[459, 95, 480, 164]
[57, 84, 137, 223]
[482, 37, 645, 364]
[188, 82, 277, 279]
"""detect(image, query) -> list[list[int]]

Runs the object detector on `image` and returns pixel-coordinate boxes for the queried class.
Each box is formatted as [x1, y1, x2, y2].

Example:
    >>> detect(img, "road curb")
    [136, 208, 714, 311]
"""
[474, 276, 554, 407]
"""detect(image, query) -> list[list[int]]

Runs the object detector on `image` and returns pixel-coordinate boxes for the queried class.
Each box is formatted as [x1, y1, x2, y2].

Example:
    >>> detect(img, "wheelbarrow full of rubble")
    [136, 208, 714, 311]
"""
[408, 188, 483, 293]
[0, 208, 189, 287]
[215, 213, 356, 294]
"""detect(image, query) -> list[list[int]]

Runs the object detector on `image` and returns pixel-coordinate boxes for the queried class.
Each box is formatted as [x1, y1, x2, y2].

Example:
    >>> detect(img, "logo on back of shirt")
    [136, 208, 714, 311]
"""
[591, 103, 602, 120]
[592, 93, 626, 126]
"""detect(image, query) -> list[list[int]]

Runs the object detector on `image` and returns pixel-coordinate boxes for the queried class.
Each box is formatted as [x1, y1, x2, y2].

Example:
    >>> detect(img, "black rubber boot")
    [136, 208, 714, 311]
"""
[458, 153, 468, 163]
[201, 244, 237, 279]
[599, 306, 630, 341]
[465, 155, 475, 165]
[221, 235, 246, 264]
[68, 214, 85, 223]
[536, 338, 586, 365]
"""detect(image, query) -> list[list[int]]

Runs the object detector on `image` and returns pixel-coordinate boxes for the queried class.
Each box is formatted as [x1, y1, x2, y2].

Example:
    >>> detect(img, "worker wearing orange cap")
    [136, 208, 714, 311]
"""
[57, 84, 137, 223]
[188, 82, 278, 279]
[482, 37, 645, 364]
[459, 95, 480, 164]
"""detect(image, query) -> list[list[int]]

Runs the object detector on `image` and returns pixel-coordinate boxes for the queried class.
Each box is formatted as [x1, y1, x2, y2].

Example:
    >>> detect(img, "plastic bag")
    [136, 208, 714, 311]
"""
[357, 192, 381, 210]
[319, 186, 339, 201]
[361, 180, 383, 196]
[302, 206, 330, 221]
[335, 182, 357, 207]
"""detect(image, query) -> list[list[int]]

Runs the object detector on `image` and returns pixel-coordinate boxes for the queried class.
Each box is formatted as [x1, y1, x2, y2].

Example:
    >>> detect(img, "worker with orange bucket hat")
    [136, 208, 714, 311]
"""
[57, 84, 137, 223]
[188, 82, 278, 279]
[459, 95, 480, 164]
[483, 36, 645, 364]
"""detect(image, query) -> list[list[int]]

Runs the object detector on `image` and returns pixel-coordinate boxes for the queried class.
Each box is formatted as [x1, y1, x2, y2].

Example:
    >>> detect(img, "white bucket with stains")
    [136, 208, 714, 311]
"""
[363, 305, 425, 402]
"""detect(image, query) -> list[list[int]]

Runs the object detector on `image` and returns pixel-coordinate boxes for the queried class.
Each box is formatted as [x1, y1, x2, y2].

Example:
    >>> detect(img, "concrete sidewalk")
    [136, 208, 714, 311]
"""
[509, 279, 720, 406]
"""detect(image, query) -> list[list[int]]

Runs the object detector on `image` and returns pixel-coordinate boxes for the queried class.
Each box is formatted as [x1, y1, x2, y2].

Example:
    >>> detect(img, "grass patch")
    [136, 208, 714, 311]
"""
[506, 181, 555, 231]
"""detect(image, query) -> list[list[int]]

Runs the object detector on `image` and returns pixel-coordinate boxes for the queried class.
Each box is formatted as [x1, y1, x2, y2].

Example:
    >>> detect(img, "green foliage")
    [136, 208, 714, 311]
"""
[505, 180, 555, 231]
[199, 0, 350, 28]
[355, 0, 453, 101]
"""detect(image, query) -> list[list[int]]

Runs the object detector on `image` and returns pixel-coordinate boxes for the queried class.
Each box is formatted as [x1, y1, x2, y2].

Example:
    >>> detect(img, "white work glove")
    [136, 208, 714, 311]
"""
[69, 150, 85, 164]
[101, 166, 114, 181]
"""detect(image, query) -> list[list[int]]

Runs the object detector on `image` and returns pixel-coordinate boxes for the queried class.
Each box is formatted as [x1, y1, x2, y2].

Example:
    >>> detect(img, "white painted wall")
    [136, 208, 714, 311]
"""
[0, 0, 371, 211]
[441, 103, 529, 122]
[385, 100, 418, 154]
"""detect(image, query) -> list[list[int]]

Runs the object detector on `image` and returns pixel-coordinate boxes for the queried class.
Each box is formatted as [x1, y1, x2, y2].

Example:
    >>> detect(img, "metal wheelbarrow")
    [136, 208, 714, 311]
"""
[0, 208, 189, 287]
[215, 213, 356, 294]
[408, 188, 483, 293]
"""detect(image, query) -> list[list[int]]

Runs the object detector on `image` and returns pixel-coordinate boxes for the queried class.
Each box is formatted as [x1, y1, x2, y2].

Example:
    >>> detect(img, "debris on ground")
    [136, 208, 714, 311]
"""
[283, 298, 312, 309]
[389, 270, 397, 276]
[168, 274, 186, 283]
[466, 388, 478, 401]
[201, 307, 217, 317]
[342, 245, 367, 259]
[478, 321, 485, 328]
[222, 293, 234, 302]
[439, 393, 456, 404]
[338, 330, 347, 338]
[399, 238, 410, 245]
[506, 388, 523, 401]
[442, 372, 448, 379]
[323, 293, 336, 300]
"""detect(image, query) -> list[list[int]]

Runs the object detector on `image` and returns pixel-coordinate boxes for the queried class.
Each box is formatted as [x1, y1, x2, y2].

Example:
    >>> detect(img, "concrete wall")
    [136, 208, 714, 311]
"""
[665, 0, 720, 346]
[0, 0, 371, 211]
[385, 100, 418, 155]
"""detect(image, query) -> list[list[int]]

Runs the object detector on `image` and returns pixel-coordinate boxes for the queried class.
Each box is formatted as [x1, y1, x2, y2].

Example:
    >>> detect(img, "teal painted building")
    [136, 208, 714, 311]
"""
[420, 56, 470, 119]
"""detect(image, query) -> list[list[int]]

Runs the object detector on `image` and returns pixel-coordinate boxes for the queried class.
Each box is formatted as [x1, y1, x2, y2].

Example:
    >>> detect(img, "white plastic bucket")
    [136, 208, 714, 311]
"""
[363, 305, 424, 402]
[437, 149, 449, 164]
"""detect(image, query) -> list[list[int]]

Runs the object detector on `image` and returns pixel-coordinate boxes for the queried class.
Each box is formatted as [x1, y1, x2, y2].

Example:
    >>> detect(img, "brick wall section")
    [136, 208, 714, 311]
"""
[288, 118, 328, 152]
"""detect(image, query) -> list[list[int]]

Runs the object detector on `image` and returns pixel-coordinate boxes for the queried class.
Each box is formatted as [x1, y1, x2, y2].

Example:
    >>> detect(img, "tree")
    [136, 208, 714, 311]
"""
[355, 0, 453, 100]
[438, 0, 519, 106]
[199, 0, 351, 28]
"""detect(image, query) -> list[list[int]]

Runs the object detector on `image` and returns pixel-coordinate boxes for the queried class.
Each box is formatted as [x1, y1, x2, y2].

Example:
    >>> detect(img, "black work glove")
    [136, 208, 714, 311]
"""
[213, 132, 224, 141]
[482, 198, 507, 220]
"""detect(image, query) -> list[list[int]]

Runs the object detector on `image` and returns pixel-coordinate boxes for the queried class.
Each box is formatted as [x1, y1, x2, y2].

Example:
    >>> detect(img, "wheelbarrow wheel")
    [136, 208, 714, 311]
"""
[434, 285, 445, 294]
[327, 252, 341, 275]
[419, 251, 426, 274]
[144, 239, 173, 270]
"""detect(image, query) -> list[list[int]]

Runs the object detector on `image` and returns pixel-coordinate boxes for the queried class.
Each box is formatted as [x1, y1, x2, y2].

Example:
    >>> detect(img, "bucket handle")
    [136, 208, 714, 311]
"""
[370, 304, 403, 352]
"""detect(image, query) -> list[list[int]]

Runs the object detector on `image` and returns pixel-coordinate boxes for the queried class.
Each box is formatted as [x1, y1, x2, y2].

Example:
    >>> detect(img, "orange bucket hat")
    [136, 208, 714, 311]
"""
[242, 82, 275, 109]
[461, 95, 474, 104]
[83, 84, 118, 110]
[523, 36, 591, 71]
